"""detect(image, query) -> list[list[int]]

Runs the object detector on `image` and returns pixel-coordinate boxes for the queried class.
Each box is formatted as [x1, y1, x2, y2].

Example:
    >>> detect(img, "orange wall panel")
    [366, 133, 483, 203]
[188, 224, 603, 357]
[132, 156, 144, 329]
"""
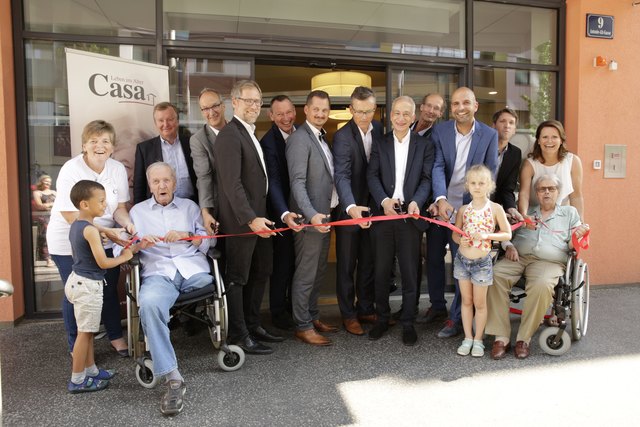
[0, 0, 24, 323]
[565, 0, 640, 285]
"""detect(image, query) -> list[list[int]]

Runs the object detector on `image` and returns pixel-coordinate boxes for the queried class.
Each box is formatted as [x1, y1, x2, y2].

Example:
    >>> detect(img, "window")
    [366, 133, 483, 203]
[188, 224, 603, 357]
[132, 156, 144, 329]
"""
[24, 0, 155, 37]
[474, 2, 557, 65]
[25, 40, 156, 312]
[163, 0, 466, 58]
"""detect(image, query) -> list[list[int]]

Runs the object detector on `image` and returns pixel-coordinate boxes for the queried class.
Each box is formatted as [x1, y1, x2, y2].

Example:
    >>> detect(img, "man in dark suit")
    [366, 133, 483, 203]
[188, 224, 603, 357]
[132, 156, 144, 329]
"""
[259, 95, 301, 330]
[332, 86, 381, 335]
[133, 102, 198, 204]
[366, 96, 434, 346]
[426, 87, 499, 338]
[403, 93, 445, 322]
[491, 107, 523, 220]
[286, 90, 339, 346]
[189, 88, 227, 235]
[213, 80, 281, 355]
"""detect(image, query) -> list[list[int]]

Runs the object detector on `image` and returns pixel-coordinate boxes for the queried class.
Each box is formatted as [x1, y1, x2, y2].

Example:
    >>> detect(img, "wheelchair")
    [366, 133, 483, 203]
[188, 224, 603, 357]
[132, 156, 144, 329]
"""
[509, 249, 590, 356]
[126, 248, 245, 388]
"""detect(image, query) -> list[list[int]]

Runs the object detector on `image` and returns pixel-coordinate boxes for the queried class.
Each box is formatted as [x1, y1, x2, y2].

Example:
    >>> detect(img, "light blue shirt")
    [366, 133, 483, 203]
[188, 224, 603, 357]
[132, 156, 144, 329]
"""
[511, 204, 581, 264]
[160, 136, 195, 199]
[128, 196, 212, 280]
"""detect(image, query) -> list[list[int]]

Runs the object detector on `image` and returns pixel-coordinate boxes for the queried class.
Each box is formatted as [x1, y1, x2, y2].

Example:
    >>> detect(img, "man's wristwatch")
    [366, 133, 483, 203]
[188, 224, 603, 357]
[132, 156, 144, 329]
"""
[187, 232, 194, 238]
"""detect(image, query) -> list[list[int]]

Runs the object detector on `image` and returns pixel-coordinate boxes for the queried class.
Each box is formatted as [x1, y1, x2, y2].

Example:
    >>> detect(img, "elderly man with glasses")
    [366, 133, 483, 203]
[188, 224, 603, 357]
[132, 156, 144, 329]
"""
[486, 173, 589, 360]
[189, 88, 227, 235]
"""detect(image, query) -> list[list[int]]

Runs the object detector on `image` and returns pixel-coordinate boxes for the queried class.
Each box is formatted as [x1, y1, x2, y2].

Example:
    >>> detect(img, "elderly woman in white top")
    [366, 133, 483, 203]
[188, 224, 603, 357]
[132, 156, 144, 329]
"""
[47, 120, 135, 356]
[518, 120, 584, 221]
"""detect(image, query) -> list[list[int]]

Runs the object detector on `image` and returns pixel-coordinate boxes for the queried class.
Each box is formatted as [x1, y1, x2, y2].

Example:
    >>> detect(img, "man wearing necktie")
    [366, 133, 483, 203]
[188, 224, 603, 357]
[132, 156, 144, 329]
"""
[332, 86, 382, 335]
[213, 80, 279, 355]
[286, 90, 339, 346]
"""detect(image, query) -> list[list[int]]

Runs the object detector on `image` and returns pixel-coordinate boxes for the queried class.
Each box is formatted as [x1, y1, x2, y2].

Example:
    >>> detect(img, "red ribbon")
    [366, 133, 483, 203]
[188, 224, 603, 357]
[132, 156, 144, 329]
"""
[122, 213, 590, 257]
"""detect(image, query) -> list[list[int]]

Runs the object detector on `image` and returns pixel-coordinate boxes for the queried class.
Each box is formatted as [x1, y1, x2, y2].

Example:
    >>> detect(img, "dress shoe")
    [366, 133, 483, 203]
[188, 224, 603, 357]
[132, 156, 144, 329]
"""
[295, 328, 332, 346]
[514, 341, 530, 359]
[368, 323, 388, 340]
[415, 307, 448, 325]
[491, 340, 511, 360]
[357, 313, 377, 324]
[232, 335, 273, 355]
[343, 318, 364, 335]
[250, 326, 284, 343]
[272, 312, 295, 331]
[402, 325, 418, 346]
[312, 319, 339, 333]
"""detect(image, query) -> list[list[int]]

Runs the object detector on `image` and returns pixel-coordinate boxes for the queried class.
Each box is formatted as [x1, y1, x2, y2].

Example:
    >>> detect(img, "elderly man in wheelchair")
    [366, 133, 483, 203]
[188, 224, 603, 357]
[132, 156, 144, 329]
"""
[125, 162, 215, 415]
[486, 173, 589, 360]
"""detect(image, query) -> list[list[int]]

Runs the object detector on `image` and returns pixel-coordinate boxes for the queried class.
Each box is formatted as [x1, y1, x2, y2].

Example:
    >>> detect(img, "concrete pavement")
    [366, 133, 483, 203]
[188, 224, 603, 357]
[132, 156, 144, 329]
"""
[1, 285, 639, 426]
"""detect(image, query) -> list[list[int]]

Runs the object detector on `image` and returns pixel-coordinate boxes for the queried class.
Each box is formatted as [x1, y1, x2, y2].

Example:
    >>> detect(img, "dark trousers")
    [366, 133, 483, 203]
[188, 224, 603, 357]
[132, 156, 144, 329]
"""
[269, 229, 294, 316]
[224, 236, 273, 341]
[52, 248, 123, 352]
[371, 219, 421, 327]
[335, 225, 375, 319]
[425, 224, 461, 323]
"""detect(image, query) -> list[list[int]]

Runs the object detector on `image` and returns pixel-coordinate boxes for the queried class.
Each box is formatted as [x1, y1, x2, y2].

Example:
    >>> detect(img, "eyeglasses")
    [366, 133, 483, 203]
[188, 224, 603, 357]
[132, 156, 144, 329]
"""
[351, 108, 376, 116]
[237, 98, 264, 107]
[200, 102, 223, 113]
[536, 186, 558, 193]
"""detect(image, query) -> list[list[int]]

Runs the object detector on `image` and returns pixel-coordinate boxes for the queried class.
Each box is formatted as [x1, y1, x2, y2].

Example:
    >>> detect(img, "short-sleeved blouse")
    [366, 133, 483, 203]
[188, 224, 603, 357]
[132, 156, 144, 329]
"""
[46, 155, 129, 256]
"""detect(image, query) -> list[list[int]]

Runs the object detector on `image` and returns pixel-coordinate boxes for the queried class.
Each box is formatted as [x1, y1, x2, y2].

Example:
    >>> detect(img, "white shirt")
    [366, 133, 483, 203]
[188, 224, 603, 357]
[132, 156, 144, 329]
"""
[391, 131, 411, 202]
[345, 124, 374, 214]
[235, 115, 268, 192]
[279, 125, 295, 142]
[47, 155, 129, 255]
[447, 121, 476, 218]
[127, 196, 211, 280]
[160, 135, 194, 199]
[358, 123, 374, 162]
[307, 121, 338, 209]
[278, 125, 295, 222]
[208, 125, 220, 136]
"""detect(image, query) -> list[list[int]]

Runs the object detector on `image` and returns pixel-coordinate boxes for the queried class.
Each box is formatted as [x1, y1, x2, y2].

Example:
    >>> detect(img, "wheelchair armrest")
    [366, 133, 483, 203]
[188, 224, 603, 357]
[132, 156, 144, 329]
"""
[207, 248, 222, 260]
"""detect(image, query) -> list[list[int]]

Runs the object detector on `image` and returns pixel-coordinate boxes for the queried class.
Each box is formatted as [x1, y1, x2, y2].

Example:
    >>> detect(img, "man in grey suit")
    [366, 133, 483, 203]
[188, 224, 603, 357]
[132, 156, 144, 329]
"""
[286, 90, 339, 346]
[190, 88, 227, 234]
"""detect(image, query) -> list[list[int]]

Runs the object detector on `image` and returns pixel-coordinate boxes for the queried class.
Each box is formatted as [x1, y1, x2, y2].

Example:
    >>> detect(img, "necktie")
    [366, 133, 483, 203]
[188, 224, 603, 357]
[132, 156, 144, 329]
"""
[318, 130, 339, 209]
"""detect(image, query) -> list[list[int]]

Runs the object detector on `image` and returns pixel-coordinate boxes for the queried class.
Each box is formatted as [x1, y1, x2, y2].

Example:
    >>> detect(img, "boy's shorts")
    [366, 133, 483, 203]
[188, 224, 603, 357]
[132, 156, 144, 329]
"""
[64, 271, 104, 333]
[453, 252, 493, 286]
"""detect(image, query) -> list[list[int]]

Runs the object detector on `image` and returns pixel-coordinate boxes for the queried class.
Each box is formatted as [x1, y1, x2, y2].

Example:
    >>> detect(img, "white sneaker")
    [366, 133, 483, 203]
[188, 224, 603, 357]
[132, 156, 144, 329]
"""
[457, 338, 473, 356]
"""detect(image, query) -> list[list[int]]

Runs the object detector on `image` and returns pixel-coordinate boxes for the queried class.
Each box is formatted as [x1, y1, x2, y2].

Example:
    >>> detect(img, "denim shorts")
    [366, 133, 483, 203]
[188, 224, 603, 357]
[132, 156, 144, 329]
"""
[453, 252, 493, 286]
[64, 271, 104, 332]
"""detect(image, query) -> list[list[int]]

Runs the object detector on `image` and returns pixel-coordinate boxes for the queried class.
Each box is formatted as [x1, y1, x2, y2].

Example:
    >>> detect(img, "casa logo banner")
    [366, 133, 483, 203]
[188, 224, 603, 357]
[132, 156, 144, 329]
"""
[65, 48, 170, 188]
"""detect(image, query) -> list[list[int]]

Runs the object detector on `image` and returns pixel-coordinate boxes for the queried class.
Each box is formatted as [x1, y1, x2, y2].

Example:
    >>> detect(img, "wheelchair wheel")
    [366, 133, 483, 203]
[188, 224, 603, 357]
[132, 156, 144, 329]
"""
[538, 327, 571, 356]
[571, 260, 590, 341]
[135, 358, 160, 389]
[217, 345, 245, 372]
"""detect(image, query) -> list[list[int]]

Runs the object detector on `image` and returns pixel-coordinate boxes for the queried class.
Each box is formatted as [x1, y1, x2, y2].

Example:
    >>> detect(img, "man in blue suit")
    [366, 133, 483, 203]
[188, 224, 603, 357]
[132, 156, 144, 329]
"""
[426, 87, 498, 338]
[260, 95, 301, 331]
[366, 96, 434, 346]
[332, 86, 382, 335]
